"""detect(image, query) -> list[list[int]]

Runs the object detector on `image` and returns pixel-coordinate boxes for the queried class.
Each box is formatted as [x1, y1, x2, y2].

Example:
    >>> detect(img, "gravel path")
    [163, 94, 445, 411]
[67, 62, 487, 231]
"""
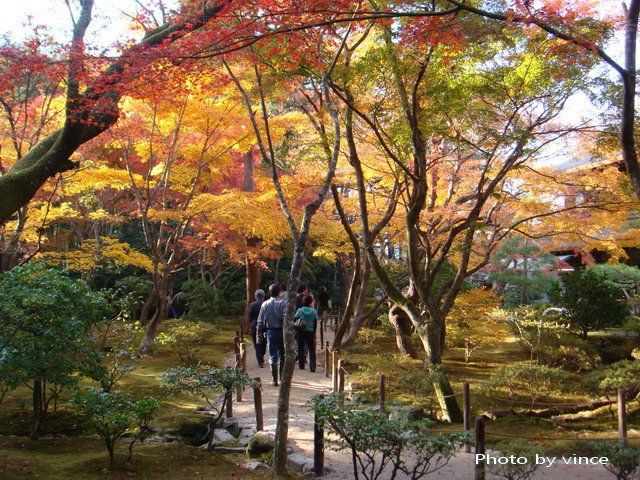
[226, 328, 612, 479]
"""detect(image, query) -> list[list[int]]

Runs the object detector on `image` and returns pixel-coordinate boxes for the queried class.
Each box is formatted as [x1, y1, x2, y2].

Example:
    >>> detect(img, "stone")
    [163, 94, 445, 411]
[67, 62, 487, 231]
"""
[246, 432, 275, 457]
[223, 417, 240, 437]
[388, 405, 426, 423]
[144, 434, 170, 443]
[239, 436, 252, 447]
[239, 427, 257, 439]
[287, 453, 314, 473]
[241, 461, 269, 471]
[213, 428, 236, 443]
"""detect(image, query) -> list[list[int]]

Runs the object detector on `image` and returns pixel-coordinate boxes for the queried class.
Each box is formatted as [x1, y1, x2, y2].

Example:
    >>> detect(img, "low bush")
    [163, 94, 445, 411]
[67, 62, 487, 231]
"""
[482, 364, 570, 408]
[310, 393, 467, 480]
[161, 320, 218, 363]
[70, 387, 158, 465]
[488, 440, 540, 480]
[582, 360, 640, 398]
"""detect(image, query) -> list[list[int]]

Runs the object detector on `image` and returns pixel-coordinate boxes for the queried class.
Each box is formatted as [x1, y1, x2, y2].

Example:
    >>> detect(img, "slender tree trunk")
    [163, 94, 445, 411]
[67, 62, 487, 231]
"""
[139, 271, 170, 351]
[341, 258, 372, 347]
[30, 378, 45, 440]
[333, 253, 361, 349]
[273, 237, 306, 474]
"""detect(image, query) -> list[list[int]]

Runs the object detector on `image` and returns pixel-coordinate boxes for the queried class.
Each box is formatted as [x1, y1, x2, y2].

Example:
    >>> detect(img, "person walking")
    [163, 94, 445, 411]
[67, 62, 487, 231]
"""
[257, 284, 286, 386]
[248, 289, 266, 368]
[294, 294, 317, 372]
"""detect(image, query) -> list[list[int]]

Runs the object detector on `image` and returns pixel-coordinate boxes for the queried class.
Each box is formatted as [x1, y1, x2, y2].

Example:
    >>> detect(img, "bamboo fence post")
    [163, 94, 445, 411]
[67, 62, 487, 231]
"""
[379, 374, 386, 413]
[253, 378, 263, 431]
[325, 343, 330, 378]
[337, 359, 345, 395]
[314, 401, 325, 476]
[618, 388, 627, 447]
[464, 382, 471, 453]
[475, 416, 485, 480]
[332, 349, 339, 392]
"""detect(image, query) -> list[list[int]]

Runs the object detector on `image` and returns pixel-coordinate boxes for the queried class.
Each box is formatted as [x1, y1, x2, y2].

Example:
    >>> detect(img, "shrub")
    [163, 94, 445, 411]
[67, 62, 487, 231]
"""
[488, 440, 540, 480]
[310, 393, 467, 480]
[482, 364, 570, 407]
[559, 270, 629, 338]
[583, 360, 640, 398]
[0, 264, 111, 439]
[536, 334, 601, 372]
[500, 306, 569, 361]
[593, 442, 640, 480]
[161, 365, 253, 450]
[111, 275, 153, 320]
[161, 319, 218, 363]
[181, 280, 221, 321]
[70, 387, 158, 465]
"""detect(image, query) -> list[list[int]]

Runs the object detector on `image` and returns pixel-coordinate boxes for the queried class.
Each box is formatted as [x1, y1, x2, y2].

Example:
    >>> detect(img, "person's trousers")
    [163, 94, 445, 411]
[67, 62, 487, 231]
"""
[297, 330, 316, 370]
[266, 328, 285, 366]
[251, 327, 266, 366]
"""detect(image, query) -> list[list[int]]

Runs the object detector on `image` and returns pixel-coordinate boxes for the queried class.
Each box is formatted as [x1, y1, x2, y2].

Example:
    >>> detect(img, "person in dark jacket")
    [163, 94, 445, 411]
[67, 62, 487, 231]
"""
[257, 284, 286, 386]
[294, 295, 317, 372]
[248, 289, 266, 367]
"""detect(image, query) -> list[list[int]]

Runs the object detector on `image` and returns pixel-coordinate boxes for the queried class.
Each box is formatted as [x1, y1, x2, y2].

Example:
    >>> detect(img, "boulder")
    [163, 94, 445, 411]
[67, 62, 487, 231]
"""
[246, 432, 275, 457]
[213, 428, 236, 443]
[239, 427, 257, 439]
[287, 453, 314, 473]
[388, 405, 427, 423]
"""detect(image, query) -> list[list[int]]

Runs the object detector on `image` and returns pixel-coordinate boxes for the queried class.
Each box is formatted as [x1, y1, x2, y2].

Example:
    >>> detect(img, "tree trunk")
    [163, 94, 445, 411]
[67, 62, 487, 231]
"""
[273, 238, 305, 475]
[341, 259, 372, 347]
[416, 320, 463, 423]
[333, 253, 361, 349]
[388, 304, 420, 359]
[30, 378, 45, 440]
[138, 272, 170, 351]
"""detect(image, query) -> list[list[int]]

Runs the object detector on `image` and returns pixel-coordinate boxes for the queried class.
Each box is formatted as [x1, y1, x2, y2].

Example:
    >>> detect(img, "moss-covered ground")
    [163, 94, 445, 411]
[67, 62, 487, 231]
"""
[0, 318, 290, 479]
[341, 326, 640, 456]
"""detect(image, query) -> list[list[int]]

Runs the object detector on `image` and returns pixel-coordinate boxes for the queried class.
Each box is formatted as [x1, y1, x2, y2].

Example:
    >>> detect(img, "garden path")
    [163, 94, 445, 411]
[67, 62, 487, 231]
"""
[225, 326, 611, 480]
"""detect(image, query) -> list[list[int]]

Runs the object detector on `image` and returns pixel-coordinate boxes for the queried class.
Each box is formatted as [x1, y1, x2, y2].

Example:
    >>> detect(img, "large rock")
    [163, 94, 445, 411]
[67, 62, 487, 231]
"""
[239, 427, 257, 439]
[176, 418, 210, 439]
[223, 417, 240, 437]
[287, 453, 314, 473]
[246, 432, 275, 457]
[388, 405, 427, 423]
[213, 428, 236, 443]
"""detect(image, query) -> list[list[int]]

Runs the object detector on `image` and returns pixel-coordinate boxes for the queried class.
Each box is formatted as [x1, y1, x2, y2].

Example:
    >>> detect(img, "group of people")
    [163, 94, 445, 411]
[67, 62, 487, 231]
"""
[247, 283, 330, 386]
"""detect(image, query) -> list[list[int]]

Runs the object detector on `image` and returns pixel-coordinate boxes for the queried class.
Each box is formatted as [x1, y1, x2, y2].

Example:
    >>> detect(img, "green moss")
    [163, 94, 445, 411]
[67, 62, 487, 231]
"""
[0, 437, 273, 479]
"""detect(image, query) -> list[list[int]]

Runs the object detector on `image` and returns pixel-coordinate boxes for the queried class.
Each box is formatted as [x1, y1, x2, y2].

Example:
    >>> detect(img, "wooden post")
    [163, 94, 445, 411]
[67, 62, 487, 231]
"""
[225, 391, 233, 418]
[475, 416, 485, 480]
[618, 388, 627, 447]
[324, 343, 330, 378]
[240, 342, 247, 371]
[464, 382, 471, 453]
[332, 349, 339, 392]
[379, 374, 386, 413]
[253, 378, 263, 431]
[338, 359, 345, 394]
[320, 322, 324, 349]
[234, 333, 240, 355]
[314, 401, 325, 477]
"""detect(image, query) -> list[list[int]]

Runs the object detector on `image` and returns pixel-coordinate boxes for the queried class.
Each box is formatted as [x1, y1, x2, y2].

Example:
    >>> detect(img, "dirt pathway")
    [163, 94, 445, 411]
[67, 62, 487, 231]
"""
[226, 328, 611, 479]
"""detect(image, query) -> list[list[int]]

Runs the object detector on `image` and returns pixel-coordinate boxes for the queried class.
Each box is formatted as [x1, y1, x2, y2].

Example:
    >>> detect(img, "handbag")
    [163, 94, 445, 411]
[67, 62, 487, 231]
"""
[293, 317, 306, 331]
